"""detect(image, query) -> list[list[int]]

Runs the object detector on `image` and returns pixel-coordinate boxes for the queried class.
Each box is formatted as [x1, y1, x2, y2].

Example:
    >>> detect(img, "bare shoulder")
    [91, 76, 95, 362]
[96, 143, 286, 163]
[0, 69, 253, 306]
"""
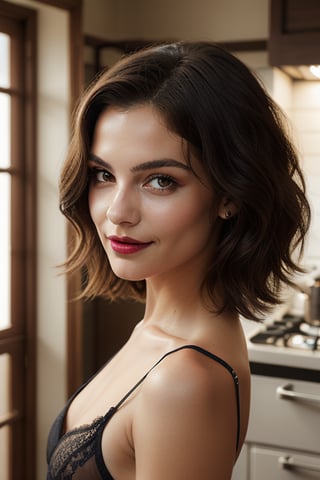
[141, 346, 238, 406]
[132, 346, 241, 479]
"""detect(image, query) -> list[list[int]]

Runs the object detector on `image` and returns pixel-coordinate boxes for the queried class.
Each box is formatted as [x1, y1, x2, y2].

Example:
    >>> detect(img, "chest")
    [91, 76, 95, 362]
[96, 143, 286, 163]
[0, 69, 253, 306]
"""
[63, 352, 145, 480]
[66, 349, 143, 431]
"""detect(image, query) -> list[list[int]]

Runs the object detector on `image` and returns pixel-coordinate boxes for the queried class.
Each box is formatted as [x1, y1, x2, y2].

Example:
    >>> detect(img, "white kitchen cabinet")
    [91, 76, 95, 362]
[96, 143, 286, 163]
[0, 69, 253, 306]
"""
[231, 444, 248, 479]
[232, 373, 320, 480]
[250, 446, 320, 479]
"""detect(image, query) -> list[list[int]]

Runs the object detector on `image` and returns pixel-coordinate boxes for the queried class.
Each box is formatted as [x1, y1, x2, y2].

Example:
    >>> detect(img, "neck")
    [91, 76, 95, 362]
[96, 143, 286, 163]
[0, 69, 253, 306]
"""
[142, 273, 222, 340]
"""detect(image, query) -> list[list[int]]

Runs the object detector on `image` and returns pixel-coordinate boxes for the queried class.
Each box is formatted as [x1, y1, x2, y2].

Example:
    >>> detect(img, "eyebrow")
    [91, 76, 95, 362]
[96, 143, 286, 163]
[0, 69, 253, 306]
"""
[88, 153, 191, 172]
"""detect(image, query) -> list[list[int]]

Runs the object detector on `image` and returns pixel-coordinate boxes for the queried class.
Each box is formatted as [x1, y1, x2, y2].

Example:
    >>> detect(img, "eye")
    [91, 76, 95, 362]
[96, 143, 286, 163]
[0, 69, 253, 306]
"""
[145, 174, 178, 192]
[89, 167, 114, 184]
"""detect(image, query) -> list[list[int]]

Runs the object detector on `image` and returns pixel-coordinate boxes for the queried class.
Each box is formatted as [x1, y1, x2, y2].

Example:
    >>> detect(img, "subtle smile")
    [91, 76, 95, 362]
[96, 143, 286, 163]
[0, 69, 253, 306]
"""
[108, 236, 153, 254]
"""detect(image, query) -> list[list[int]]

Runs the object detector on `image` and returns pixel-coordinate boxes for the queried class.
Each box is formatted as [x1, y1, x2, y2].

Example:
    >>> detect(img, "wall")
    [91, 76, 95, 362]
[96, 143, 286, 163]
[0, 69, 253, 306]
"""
[291, 81, 320, 265]
[83, 0, 270, 72]
[7, 1, 69, 479]
[262, 68, 320, 266]
[83, 0, 118, 38]
[35, 7, 69, 477]
[108, 0, 269, 42]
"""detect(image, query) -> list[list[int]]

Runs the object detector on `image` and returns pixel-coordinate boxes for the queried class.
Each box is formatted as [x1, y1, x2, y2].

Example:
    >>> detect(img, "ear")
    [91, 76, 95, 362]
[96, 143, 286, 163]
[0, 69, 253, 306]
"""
[218, 197, 237, 220]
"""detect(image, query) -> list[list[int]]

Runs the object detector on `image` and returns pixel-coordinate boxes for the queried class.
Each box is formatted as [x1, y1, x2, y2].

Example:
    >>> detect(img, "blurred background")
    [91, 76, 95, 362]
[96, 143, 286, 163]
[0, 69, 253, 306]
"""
[1, 1, 320, 479]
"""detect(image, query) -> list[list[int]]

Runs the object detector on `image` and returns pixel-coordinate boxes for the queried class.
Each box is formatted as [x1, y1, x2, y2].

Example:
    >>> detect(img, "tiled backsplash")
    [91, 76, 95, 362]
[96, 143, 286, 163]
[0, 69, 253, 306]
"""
[290, 81, 320, 265]
[258, 68, 320, 268]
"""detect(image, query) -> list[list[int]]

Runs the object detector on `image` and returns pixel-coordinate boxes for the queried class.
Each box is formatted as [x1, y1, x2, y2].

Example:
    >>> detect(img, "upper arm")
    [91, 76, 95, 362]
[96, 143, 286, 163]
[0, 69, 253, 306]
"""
[132, 349, 238, 480]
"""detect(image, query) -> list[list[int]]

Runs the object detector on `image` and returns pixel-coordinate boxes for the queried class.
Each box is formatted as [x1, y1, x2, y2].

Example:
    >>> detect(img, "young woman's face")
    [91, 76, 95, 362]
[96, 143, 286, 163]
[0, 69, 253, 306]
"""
[88, 104, 219, 284]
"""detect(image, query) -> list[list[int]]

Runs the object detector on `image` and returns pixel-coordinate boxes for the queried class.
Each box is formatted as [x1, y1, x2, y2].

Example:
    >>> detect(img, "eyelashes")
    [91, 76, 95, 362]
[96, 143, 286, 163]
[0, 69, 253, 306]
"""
[144, 174, 178, 192]
[88, 167, 114, 183]
[88, 167, 179, 193]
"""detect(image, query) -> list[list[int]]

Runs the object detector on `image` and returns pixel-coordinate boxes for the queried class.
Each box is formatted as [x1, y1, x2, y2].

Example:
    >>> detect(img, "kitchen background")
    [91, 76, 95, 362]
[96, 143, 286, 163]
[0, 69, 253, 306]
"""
[1, 1, 320, 479]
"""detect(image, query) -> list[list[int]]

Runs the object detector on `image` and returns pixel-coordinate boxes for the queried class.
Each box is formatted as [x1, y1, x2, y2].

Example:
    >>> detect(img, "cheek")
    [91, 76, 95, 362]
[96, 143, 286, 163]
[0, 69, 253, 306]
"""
[160, 199, 214, 239]
[88, 188, 104, 225]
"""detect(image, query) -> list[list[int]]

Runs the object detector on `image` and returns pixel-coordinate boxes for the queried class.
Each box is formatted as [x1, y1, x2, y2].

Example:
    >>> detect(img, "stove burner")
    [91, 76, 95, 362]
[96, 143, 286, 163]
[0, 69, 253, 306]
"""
[285, 334, 319, 350]
[300, 322, 320, 337]
[250, 315, 320, 351]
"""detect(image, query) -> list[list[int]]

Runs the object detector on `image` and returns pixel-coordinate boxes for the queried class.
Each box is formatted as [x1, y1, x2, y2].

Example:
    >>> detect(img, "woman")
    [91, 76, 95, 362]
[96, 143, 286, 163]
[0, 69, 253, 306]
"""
[47, 42, 310, 480]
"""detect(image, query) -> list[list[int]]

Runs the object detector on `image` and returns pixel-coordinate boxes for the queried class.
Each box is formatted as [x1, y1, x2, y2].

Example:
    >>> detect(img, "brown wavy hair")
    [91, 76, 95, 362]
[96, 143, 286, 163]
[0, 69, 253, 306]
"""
[60, 42, 311, 321]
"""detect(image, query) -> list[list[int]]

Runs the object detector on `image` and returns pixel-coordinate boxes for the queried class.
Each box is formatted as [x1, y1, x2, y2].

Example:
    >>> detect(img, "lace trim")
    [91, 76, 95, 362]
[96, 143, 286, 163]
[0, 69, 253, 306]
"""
[47, 416, 106, 480]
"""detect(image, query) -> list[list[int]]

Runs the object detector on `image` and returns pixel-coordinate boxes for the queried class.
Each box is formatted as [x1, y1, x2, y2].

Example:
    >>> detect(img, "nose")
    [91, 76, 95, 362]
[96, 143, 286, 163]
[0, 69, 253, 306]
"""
[106, 185, 141, 226]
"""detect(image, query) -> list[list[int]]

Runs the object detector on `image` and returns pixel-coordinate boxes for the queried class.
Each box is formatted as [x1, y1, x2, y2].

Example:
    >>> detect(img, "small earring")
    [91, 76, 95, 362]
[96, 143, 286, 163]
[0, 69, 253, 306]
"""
[225, 210, 232, 219]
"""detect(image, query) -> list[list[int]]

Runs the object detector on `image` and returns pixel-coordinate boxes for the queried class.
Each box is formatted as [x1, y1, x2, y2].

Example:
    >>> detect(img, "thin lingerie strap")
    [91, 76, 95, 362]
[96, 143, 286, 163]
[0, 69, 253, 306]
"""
[111, 344, 240, 452]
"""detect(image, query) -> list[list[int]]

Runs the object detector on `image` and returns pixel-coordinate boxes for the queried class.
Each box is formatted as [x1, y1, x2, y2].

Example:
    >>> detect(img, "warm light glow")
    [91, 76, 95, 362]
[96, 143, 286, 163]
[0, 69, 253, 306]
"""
[0, 33, 10, 88]
[0, 35, 11, 333]
[0, 174, 11, 331]
[310, 65, 320, 79]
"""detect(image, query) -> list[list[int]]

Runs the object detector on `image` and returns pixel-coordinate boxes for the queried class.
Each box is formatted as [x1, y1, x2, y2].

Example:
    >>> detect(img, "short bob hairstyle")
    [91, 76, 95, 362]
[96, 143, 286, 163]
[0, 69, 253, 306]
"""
[60, 42, 310, 321]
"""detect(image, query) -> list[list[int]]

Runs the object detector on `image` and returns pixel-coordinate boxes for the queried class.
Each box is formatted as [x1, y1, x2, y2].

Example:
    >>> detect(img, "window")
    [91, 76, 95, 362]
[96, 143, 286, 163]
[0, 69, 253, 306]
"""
[0, 31, 11, 332]
[0, 3, 37, 479]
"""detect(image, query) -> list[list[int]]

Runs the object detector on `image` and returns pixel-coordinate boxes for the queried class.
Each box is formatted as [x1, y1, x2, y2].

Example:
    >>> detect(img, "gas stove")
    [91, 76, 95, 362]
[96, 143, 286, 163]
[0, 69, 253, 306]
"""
[241, 313, 320, 371]
[250, 314, 320, 351]
[242, 263, 320, 372]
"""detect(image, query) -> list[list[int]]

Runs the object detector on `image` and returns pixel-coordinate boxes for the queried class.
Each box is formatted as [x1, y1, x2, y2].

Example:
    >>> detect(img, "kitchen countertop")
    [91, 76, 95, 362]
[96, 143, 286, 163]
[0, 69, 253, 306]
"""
[240, 266, 320, 372]
[241, 316, 320, 372]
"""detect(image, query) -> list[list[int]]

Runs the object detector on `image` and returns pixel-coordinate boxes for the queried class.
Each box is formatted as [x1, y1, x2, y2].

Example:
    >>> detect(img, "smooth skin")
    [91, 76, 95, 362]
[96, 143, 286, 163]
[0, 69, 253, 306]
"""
[65, 105, 251, 480]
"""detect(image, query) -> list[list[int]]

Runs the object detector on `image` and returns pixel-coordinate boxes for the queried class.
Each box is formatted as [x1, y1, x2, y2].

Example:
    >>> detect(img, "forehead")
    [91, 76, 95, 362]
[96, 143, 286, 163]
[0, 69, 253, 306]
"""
[91, 105, 187, 158]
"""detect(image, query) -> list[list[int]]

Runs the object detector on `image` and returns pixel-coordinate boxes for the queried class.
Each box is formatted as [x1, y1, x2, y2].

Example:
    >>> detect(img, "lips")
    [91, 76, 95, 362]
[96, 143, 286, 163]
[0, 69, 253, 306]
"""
[108, 236, 153, 254]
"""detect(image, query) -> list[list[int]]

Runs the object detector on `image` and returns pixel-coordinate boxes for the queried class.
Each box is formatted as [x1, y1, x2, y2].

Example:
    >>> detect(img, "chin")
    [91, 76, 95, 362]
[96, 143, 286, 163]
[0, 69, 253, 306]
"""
[111, 268, 146, 282]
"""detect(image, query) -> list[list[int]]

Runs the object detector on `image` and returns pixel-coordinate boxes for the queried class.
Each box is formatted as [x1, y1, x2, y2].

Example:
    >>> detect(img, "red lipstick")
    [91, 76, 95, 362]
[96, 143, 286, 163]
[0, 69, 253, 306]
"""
[108, 236, 153, 254]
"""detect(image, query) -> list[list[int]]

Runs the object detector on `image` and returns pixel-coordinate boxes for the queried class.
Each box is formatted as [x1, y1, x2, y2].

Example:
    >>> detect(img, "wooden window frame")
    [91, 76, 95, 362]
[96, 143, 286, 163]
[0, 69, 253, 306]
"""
[0, 2, 37, 479]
